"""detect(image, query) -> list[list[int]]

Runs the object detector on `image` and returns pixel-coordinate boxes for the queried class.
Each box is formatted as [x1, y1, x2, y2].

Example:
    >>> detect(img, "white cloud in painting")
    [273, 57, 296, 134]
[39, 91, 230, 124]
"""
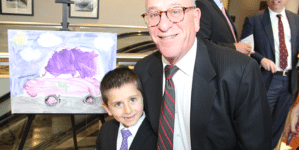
[93, 36, 115, 52]
[37, 32, 62, 47]
[20, 47, 41, 62]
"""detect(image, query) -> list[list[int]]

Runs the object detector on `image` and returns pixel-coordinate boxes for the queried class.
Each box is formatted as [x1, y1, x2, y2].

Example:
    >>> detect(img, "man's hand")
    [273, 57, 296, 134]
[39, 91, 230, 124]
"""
[261, 58, 277, 73]
[284, 104, 299, 139]
[234, 43, 254, 56]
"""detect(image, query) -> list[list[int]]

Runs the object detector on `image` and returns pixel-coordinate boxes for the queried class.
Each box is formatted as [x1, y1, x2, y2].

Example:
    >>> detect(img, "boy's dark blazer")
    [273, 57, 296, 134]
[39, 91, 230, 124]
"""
[96, 117, 157, 150]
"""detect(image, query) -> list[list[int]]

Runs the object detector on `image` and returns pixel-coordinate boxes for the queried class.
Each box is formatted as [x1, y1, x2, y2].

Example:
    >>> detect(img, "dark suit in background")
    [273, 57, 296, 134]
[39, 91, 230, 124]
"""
[134, 39, 272, 149]
[196, 0, 237, 49]
[96, 118, 157, 150]
[241, 8, 299, 148]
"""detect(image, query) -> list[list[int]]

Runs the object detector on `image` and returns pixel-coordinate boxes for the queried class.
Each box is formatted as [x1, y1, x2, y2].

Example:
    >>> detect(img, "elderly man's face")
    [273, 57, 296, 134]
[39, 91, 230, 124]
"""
[145, 0, 201, 64]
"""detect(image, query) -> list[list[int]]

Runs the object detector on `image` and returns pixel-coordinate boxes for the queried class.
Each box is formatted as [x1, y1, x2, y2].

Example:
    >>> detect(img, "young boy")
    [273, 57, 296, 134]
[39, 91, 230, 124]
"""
[96, 67, 157, 150]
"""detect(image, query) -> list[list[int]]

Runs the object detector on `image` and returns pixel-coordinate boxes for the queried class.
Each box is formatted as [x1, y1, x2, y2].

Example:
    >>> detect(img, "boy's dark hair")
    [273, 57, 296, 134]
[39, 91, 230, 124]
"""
[100, 67, 143, 105]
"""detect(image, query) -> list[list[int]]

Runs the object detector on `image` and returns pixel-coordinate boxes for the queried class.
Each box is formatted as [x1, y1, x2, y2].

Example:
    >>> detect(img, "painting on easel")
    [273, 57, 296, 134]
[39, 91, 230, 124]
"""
[8, 30, 117, 114]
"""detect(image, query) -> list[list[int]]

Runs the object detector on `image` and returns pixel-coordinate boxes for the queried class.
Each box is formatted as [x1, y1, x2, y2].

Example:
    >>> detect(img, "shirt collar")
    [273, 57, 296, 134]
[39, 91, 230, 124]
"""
[119, 111, 145, 137]
[268, 7, 286, 18]
[162, 38, 197, 77]
[213, 0, 223, 10]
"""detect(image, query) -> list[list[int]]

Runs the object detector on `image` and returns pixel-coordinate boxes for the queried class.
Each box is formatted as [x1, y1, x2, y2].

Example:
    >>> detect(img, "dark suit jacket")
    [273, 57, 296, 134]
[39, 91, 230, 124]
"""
[134, 39, 272, 149]
[96, 118, 157, 150]
[196, 0, 238, 49]
[241, 8, 299, 94]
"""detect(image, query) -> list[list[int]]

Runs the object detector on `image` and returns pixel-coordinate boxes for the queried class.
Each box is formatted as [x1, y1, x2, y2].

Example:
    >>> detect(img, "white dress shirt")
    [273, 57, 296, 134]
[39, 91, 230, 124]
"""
[117, 112, 145, 150]
[162, 38, 197, 149]
[213, 0, 223, 10]
[268, 8, 292, 71]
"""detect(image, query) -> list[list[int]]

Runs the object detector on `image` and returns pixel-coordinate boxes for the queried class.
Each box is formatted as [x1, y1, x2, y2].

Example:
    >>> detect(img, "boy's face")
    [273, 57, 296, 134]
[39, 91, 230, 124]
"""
[102, 83, 143, 128]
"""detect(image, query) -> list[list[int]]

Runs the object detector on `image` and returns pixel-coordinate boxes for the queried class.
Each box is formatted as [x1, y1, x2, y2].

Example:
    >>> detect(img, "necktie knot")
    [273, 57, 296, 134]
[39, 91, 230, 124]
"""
[277, 14, 282, 19]
[121, 129, 132, 139]
[165, 65, 179, 80]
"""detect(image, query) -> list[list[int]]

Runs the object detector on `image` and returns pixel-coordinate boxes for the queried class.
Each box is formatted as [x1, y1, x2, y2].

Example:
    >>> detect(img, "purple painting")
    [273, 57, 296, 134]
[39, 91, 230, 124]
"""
[8, 30, 117, 114]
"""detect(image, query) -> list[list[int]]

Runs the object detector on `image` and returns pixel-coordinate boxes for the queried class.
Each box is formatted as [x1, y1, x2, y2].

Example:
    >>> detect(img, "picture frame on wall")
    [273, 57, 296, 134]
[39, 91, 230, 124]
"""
[69, 0, 99, 19]
[0, 0, 33, 16]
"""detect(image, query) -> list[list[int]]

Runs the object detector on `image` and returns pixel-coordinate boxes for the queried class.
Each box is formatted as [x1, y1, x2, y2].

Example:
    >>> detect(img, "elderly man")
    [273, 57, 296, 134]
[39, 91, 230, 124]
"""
[135, 0, 272, 149]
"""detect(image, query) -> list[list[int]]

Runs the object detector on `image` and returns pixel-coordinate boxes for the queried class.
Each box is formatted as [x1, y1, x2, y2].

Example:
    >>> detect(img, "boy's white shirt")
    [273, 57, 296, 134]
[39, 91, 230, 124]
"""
[116, 112, 145, 150]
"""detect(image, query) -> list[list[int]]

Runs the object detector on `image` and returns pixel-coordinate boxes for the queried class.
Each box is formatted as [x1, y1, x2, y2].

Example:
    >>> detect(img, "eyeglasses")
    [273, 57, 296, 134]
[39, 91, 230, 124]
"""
[141, 6, 196, 27]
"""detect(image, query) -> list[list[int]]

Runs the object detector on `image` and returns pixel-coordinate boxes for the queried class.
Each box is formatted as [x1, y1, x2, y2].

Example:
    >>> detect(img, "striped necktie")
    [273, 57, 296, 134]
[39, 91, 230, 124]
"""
[157, 65, 179, 150]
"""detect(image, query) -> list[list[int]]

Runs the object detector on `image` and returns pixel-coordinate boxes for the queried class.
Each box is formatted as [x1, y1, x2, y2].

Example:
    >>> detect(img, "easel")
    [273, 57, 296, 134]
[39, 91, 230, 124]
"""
[18, 114, 106, 150]
[56, 0, 74, 31]
[17, 1, 106, 149]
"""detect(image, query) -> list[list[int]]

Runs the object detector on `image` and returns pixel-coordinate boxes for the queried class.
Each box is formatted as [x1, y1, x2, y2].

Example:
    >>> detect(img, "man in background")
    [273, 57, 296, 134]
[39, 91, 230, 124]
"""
[241, 0, 299, 148]
[196, 0, 252, 55]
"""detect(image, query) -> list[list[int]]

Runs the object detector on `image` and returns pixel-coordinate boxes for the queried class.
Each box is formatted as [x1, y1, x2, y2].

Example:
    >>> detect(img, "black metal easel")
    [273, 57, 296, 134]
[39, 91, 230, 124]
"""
[18, 115, 35, 150]
[55, 0, 74, 31]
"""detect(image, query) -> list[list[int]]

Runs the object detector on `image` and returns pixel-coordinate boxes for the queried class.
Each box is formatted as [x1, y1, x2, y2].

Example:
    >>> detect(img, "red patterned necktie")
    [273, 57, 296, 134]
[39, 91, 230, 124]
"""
[157, 65, 179, 150]
[277, 14, 288, 70]
[221, 7, 237, 42]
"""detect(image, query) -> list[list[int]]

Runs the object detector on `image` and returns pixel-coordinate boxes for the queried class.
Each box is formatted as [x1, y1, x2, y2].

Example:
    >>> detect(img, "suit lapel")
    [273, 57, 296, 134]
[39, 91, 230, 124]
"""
[262, 9, 275, 53]
[209, 0, 226, 21]
[109, 120, 119, 150]
[190, 39, 217, 148]
[129, 119, 152, 150]
[286, 10, 298, 56]
[144, 53, 163, 134]
[208, 0, 238, 40]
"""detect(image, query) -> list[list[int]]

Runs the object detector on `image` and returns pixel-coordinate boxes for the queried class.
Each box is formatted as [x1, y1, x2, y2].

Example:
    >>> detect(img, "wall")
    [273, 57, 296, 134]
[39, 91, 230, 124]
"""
[286, 0, 299, 14]
[228, 0, 264, 39]
[0, 0, 146, 26]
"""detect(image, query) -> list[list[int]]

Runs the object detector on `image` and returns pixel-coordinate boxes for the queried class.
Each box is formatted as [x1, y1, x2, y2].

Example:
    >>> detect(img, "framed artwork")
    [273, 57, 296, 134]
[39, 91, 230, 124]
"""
[69, 0, 99, 19]
[0, 0, 33, 16]
[8, 29, 117, 114]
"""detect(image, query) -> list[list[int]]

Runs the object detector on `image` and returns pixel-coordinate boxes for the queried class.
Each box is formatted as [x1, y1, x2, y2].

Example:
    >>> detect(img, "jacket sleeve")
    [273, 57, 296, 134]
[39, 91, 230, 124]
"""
[233, 59, 272, 149]
[241, 17, 265, 64]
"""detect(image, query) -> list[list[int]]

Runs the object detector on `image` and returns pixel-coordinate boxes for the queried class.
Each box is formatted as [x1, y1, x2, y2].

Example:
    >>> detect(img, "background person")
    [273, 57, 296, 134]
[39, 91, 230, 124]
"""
[241, 0, 299, 148]
[196, 0, 253, 55]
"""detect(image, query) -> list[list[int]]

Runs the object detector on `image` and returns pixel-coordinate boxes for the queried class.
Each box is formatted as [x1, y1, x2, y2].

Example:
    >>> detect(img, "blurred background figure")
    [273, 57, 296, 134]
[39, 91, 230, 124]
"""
[241, 0, 299, 149]
[196, 0, 252, 55]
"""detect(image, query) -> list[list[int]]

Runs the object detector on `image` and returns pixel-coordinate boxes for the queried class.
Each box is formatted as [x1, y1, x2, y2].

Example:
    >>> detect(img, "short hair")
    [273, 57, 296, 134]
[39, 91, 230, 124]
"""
[100, 67, 143, 105]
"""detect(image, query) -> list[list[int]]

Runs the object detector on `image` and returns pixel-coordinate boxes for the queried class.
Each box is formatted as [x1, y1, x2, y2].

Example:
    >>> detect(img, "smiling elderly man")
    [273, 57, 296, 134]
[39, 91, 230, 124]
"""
[134, 0, 272, 149]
